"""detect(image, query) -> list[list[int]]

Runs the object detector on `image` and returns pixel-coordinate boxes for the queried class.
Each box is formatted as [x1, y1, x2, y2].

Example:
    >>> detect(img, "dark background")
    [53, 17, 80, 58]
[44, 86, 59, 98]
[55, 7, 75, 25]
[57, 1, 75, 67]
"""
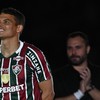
[1, 0, 100, 71]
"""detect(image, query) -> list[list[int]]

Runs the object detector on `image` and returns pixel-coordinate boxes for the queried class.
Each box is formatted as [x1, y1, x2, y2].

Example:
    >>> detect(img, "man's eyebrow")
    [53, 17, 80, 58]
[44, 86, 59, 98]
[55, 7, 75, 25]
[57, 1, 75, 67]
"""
[3, 18, 14, 23]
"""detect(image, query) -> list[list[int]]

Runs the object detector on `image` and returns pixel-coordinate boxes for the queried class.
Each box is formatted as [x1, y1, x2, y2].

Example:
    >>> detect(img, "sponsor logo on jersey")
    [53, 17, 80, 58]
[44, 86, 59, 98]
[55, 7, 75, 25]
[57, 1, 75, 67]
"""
[27, 50, 42, 74]
[0, 84, 24, 93]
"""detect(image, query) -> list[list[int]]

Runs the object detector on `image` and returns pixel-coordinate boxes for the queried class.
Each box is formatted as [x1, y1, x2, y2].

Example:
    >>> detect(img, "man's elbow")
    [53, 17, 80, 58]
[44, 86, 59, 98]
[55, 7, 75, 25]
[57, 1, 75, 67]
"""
[42, 91, 55, 100]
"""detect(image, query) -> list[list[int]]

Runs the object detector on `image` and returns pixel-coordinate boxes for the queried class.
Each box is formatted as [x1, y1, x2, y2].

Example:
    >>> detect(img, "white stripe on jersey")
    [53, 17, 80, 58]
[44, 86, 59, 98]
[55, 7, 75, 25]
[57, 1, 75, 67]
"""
[9, 58, 12, 100]
[1, 59, 4, 100]
[24, 57, 28, 99]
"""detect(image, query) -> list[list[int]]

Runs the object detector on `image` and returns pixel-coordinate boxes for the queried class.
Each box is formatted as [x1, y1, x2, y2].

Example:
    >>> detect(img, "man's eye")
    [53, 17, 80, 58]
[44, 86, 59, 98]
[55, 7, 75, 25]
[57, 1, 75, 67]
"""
[4, 20, 10, 24]
[76, 46, 81, 49]
[67, 47, 72, 50]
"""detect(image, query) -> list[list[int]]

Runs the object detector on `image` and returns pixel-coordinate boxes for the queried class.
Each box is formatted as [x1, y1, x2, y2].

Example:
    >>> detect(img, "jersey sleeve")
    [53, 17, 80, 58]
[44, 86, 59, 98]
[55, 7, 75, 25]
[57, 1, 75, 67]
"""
[26, 45, 52, 82]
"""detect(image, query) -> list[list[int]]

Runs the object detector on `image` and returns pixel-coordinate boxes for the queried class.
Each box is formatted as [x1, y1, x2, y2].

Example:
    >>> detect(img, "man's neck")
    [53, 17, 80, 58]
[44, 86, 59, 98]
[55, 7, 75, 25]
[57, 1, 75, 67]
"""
[73, 61, 88, 73]
[0, 39, 20, 58]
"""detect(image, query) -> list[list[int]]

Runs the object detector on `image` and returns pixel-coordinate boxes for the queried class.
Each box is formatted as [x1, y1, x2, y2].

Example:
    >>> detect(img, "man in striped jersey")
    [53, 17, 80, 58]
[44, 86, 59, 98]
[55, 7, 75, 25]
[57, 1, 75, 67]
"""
[0, 7, 55, 100]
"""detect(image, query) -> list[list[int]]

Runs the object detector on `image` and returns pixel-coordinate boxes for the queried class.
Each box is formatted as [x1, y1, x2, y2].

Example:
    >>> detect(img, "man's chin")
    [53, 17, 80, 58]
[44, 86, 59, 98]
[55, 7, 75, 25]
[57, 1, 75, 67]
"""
[70, 61, 81, 66]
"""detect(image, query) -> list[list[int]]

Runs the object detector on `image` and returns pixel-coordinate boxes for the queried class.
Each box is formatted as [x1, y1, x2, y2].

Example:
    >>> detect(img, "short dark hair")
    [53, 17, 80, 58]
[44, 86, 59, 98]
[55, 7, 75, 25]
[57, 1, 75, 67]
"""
[0, 7, 25, 27]
[66, 31, 89, 46]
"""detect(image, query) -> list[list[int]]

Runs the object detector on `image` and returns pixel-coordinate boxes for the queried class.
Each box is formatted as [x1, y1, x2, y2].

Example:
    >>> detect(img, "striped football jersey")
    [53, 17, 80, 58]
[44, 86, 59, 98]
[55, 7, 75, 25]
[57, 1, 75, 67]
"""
[0, 41, 52, 100]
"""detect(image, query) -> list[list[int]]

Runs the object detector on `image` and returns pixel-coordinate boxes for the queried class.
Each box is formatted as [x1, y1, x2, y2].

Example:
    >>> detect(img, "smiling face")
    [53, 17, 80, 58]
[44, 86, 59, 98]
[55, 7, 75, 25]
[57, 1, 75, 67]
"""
[0, 13, 23, 40]
[66, 36, 90, 66]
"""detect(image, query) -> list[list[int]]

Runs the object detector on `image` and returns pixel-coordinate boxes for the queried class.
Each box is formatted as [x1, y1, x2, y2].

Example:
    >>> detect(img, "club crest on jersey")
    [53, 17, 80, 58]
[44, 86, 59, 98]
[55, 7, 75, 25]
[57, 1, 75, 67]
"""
[12, 65, 22, 75]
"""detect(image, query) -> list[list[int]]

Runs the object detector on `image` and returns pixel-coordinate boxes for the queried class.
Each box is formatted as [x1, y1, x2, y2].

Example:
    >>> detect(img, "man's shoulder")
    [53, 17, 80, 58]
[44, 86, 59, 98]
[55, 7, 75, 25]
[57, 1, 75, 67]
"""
[88, 62, 100, 74]
[89, 62, 100, 69]
[23, 42, 42, 53]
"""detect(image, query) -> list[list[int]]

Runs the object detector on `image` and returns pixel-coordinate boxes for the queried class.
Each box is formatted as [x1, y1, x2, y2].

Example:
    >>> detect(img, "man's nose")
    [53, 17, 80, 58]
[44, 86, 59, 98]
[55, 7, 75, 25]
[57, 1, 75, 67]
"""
[72, 48, 77, 54]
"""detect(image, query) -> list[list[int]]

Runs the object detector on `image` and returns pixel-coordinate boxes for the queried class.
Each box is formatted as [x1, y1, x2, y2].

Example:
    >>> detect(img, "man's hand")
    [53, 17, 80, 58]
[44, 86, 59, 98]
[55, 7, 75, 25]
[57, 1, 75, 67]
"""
[79, 67, 91, 93]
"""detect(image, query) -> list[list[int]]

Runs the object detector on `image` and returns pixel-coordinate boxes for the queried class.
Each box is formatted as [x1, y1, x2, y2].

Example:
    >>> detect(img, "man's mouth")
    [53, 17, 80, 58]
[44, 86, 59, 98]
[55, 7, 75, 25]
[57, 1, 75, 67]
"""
[0, 28, 4, 32]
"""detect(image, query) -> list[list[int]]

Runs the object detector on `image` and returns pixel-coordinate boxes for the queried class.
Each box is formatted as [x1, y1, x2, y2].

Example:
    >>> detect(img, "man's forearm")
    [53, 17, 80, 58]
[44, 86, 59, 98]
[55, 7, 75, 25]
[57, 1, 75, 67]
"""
[87, 87, 100, 100]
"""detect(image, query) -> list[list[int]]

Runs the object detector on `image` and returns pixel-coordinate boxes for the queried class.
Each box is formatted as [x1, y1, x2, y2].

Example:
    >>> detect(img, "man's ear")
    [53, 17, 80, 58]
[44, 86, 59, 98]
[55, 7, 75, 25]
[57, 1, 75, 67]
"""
[16, 25, 23, 33]
[87, 45, 90, 54]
